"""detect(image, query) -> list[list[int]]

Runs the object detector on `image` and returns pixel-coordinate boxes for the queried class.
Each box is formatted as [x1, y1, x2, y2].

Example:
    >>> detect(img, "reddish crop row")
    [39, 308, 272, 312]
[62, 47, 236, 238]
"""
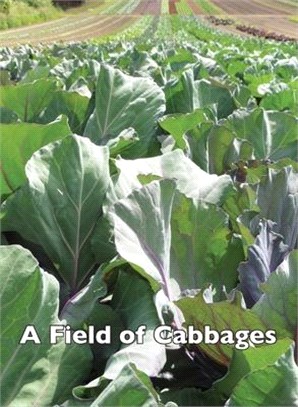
[235, 24, 296, 42]
[207, 16, 234, 26]
[206, 15, 296, 42]
[169, 0, 178, 14]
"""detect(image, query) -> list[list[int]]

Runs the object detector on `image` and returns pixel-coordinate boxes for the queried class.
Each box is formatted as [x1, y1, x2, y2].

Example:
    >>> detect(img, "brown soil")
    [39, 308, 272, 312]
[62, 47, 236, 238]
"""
[133, 0, 162, 15]
[0, 0, 162, 46]
[210, 0, 293, 15]
[209, 0, 298, 38]
[187, 0, 203, 14]
[0, 0, 296, 46]
[252, 0, 297, 14]
[0, 14, 138, 46]
[169, 0, 178, 15]
[54, 15, 136, 42]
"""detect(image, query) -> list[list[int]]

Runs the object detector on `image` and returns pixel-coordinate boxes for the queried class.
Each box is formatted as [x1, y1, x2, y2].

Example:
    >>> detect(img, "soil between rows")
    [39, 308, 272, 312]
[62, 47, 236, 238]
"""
[0, 0, 297, 46]
[133, 0, 162, 15]
[208, 0, 298, 38]
[0, 14, 138, 46]
[210, 0, 293, 15]
[187, 0, 203, 15]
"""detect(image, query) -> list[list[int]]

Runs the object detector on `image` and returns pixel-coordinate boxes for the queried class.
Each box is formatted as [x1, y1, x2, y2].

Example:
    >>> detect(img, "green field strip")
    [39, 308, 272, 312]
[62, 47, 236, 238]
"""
[99, 15, 155, 41]
[175, 0, 194, 16]
[289, 15, 298, 22]
[0, 14, 109, 43]
[194, 0, 225, 15]
[93, 0, 143, 14]
[161, 0, 169, 14]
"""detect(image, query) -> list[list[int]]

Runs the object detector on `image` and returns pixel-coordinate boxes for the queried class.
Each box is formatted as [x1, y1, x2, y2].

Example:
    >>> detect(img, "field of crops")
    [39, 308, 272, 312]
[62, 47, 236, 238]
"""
[0, 0, 297, 45]
[0, 5, 298, 407]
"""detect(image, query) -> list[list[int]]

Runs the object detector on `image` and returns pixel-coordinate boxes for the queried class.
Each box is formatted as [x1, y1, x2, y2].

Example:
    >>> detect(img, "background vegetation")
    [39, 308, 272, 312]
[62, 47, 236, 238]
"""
[0, 0, 62, 30]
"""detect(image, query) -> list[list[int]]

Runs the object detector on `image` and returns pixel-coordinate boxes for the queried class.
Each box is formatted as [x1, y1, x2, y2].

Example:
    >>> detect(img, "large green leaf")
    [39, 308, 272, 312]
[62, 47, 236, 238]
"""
[84, 64, 165, 156]
[161, 339, 296, 406]
[104, 128, 140, 158]
[165, 69, 236, 119]
[72, 269, 166, 400]
[91, 364, 159, 407]
[112, 150, 233, 205]
[51, 58, 100, 92]
[184, 107, 297, 173]
[275, 58, 298, 82]
[256, 166, 298, 249]
[164, 47, 197, 74]
[204, 338, 295, 406]
[39, 90, 90, 134]
[244, 72, 275, 97]
[85, 303, 124, 376]
[109, 177, 241, 302]
[20, 65, 52, 84]
[260, 89, 297, 114]
[252, 250, 297, 338]
[0, 116, 71, 198]
[159, 107, 243, 174]
[108, 180, 175, 296]
[171, 193, 244, 300]
[104, 269, 166, 379]
[176, 290, 268, 366]
[178, 122, 212, 173]
[0, 78, 60, 122]
[60, 266, 107, 329]
[117, 49, 160, 78]
[225, 344, 298, 406]
[1, 135, 110, 291]
[0, 106, 18, 123]
[224, 108, 298, 161]
[238, 220, 289, 307]
[0, 245, 92, 406]
[159, 108, 215, 150]
[91, 214, 117, 265]
[245, 158, 298, 185]
[222, 183, 259, 236]
[185, 123, 254, 174]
